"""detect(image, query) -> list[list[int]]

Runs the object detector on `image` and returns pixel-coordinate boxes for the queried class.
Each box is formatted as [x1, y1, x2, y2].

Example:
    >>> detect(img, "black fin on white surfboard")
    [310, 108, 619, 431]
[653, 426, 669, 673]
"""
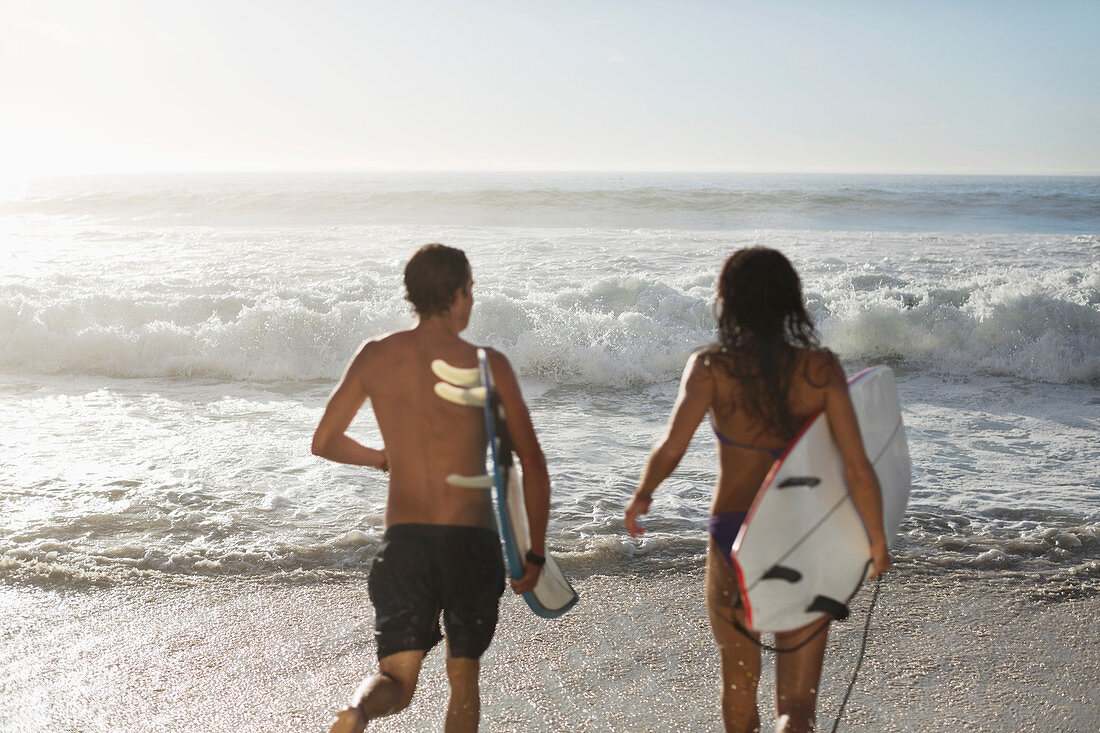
[762, 565, 803, 583]
[778, 476, 821, 488]
[807, 595, 850, 621]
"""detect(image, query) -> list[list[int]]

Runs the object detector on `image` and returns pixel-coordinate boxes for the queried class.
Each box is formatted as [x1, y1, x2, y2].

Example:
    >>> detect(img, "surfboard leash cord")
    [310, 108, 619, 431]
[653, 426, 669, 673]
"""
[830, 572, 883, 733]
[731, 615, 830, 654]
[730, 558, 872, 654]
[729, 570, 883, 729]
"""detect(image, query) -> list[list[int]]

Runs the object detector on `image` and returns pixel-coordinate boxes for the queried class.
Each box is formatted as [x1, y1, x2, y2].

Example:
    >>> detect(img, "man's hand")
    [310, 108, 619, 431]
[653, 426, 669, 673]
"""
[510, 562, 541, 595]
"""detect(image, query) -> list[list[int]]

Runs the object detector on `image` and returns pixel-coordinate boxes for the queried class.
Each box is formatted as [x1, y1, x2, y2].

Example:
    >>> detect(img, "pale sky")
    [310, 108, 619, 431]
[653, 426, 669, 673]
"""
[1, 0, 1098, 178]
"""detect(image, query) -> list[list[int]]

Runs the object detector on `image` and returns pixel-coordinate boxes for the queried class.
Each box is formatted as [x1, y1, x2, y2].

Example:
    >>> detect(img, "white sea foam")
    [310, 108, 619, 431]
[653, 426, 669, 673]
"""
[1, 173, 1097, 589]
[1, 229, 1095, 385]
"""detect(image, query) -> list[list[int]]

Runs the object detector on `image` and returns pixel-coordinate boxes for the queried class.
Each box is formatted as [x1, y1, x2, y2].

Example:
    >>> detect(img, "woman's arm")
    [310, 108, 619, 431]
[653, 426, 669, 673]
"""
[625, 351, 713, 538]
[821, 355, 892, 579]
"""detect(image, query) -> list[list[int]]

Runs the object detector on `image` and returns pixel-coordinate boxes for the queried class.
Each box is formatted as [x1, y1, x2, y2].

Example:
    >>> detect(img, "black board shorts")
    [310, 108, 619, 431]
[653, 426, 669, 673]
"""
[368, 523, 505, 660]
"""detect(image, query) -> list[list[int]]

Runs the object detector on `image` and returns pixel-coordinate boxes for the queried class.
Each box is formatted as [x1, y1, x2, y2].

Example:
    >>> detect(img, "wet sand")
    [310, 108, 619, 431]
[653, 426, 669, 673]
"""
[1, 563, 1096, 732]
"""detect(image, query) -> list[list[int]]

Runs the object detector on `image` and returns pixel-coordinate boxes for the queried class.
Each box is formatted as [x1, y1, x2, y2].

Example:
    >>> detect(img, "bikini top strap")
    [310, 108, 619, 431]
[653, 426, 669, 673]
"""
[709, 414, 785, 460]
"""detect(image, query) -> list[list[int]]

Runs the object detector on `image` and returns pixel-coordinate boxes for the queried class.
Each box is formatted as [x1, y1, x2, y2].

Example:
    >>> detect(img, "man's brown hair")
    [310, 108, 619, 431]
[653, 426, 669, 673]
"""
[403, 243, 471, 318]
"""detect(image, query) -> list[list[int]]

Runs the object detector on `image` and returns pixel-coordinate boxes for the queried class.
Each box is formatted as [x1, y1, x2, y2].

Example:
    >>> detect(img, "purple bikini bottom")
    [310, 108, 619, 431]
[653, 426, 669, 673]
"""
[707, 510, 748, 566]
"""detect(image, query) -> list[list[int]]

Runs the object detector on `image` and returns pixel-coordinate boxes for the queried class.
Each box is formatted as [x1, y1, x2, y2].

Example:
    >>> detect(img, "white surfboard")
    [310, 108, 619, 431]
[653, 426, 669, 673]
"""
[731, 365, 910, 633]
[431, 352, 579, 619]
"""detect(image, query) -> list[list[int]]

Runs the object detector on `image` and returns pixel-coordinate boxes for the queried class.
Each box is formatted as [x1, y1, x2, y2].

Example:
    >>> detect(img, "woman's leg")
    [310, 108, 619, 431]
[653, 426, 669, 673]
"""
[773, 618, 830, 733]
[706, 541, 762, 733]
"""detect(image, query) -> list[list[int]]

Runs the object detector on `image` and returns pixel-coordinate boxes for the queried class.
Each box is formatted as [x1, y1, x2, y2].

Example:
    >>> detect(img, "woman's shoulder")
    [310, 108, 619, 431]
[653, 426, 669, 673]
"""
[690, 344, 740, 375]
[683, 346, 718, 380]
[795, 347, 845, 387]
[691, 344, 724, 363]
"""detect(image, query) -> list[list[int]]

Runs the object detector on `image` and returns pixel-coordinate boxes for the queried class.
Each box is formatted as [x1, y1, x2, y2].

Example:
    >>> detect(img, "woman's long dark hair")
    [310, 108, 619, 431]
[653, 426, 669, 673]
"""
[711, 247, 821, 440]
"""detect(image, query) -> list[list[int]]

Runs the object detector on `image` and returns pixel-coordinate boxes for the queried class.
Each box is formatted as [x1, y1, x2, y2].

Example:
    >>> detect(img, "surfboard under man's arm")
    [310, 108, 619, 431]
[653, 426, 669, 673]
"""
[486, 348, 550, 594]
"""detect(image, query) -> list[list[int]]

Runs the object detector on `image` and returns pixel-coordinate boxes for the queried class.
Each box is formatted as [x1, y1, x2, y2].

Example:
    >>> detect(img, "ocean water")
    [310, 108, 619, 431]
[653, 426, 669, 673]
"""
[1, 173, 1098, 727]
[0, 172, 1095, 730]
[4, 171, 1095, 726]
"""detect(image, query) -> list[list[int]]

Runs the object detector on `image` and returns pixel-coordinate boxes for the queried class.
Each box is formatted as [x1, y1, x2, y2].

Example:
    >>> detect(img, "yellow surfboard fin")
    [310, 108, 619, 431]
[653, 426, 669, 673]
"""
[446, 473, 494, 489]
[431, 359, 481, 387]
[433, 381, 487, 407]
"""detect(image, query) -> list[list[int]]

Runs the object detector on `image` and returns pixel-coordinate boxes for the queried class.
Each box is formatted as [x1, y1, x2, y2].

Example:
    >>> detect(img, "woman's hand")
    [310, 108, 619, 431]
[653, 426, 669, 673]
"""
[868, 540, 892, 580]
[624, 493, 652, 538]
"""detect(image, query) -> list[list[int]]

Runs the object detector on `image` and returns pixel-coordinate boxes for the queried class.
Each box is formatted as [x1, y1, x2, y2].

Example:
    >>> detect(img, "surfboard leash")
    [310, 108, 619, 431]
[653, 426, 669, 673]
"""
[729, 565, 883, 727]
[830, 572, 883, 732]
[730, 559, 871, 654]
[731, 616, 831, 654]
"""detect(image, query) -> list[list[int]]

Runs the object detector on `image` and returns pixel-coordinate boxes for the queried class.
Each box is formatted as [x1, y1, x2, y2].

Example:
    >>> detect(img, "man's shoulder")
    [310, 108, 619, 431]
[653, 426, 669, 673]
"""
[361, 328, 416, 349]
[348, 329, 415, 367]
[480, 346, 514, 372]
[354, 330, 487, 367]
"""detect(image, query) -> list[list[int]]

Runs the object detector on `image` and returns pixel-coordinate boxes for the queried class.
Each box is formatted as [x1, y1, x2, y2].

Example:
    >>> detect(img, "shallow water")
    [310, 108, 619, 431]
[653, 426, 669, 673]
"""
[1, 567, 1097, 732]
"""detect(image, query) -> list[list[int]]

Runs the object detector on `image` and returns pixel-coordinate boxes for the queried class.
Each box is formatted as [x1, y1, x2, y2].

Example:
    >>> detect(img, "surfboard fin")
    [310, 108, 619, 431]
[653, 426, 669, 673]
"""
[433, 358, 492, 490]
[434, 381, 487, 407]
[778, 476, 821, 489]
[431, 359, 481, 387]
[446, 473, 494, 489]
[762, 564, 803, 583]
[807, 595, 850, 621]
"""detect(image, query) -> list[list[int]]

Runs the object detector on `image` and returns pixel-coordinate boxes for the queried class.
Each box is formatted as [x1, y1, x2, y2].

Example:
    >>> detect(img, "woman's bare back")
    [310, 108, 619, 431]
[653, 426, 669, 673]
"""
[704, 347, 843, 514]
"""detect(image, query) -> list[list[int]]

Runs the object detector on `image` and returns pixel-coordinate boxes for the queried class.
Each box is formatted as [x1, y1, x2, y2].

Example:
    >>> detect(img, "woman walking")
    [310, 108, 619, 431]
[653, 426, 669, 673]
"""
[625, 247, 891, 732]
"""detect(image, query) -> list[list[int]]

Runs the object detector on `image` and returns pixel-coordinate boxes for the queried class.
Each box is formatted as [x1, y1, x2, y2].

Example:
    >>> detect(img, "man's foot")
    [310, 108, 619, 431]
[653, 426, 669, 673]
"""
[329, 706, 366, 733]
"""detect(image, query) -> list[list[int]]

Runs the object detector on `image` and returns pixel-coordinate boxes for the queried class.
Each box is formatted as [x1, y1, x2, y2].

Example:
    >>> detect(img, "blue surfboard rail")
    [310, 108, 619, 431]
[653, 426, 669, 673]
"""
[477, 349, 578, 619]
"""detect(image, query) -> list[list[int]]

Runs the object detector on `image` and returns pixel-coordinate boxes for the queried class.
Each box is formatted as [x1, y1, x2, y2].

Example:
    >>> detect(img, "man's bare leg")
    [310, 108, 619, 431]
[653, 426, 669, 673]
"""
[330, 650, 425, 733]
[444, 655, 480, 733]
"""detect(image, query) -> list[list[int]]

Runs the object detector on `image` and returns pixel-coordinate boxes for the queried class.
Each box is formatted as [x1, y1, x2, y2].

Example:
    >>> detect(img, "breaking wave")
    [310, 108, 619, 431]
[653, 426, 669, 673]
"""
[2, 266, 1097, 385]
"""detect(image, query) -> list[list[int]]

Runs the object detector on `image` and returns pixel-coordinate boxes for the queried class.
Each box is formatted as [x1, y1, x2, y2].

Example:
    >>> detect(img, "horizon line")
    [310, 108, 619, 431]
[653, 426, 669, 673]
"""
[12, 167, 1100, 182]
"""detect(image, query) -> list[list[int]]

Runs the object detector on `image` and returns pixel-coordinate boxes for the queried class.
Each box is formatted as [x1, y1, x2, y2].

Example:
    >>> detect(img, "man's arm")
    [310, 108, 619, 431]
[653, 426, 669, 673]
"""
[311, 343, 388, 470]
[487, 349, 549, 595]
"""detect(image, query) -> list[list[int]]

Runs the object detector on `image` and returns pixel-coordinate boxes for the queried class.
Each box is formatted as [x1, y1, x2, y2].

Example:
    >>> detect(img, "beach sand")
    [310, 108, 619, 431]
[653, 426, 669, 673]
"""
[2, 561, 1096, 732]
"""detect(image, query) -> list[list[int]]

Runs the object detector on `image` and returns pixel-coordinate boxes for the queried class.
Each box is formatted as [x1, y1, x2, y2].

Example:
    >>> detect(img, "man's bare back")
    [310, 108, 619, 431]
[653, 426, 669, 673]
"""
[336, 324, 496, 529]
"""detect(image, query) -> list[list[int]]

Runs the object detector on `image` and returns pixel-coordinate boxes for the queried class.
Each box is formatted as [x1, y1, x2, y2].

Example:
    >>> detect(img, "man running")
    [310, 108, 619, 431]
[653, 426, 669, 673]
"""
[312, 243, 550, 732]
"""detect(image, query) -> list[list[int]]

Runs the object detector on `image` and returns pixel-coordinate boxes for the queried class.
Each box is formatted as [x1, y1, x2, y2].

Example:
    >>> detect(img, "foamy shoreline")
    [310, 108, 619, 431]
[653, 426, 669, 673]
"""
[2, 564, 1096, 732]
